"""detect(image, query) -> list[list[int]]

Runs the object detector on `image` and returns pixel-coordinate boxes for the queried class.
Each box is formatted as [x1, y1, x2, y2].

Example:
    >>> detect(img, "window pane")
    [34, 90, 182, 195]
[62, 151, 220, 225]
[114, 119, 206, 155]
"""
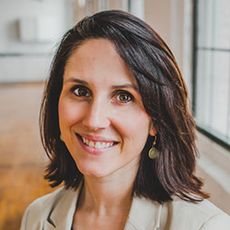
[195, 0, 230, 146]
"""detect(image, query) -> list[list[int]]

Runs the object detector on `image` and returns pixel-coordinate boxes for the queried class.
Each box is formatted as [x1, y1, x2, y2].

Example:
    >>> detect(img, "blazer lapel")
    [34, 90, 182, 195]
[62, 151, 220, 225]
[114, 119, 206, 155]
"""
[43, 221, 56, 230]
[45, 185, 82, 229]
[124, 196, 163, 230]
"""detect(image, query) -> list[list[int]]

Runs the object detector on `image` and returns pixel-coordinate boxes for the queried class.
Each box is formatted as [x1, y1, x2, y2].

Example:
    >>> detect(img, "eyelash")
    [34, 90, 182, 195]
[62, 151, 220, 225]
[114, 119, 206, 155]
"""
[71, 85, 134, 104]
[114, 90, 134, 104]
[71, 85, 91, 97]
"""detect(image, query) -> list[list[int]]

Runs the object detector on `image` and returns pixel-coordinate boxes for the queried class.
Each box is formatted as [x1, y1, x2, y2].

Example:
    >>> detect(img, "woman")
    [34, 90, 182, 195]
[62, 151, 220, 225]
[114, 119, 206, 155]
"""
[20, 10, 230, 230]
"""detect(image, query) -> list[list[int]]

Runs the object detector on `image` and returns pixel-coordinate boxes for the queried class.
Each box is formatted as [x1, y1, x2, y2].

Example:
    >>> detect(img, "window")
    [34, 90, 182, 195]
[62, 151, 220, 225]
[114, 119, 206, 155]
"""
[193, 0, 230, 148]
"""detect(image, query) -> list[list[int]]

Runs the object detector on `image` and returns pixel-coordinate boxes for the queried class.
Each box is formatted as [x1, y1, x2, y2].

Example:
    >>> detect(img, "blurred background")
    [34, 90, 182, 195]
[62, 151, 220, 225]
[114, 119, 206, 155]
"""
[0, 0, 229, 229]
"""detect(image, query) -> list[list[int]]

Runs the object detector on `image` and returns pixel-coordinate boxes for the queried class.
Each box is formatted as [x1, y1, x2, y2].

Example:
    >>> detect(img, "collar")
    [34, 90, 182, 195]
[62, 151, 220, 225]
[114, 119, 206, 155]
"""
[45, 186, 82, 229]
[45, 184, 163, 230]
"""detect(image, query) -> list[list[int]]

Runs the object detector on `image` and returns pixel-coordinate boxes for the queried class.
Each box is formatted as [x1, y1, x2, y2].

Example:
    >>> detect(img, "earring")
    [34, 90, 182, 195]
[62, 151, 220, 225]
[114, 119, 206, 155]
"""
[60, 134, 64, 141]
[148, 136, 158, 159]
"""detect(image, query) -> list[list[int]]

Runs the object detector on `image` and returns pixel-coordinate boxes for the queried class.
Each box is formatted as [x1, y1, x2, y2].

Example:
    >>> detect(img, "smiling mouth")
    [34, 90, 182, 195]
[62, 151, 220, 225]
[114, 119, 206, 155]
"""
[76, 134, 118, 150]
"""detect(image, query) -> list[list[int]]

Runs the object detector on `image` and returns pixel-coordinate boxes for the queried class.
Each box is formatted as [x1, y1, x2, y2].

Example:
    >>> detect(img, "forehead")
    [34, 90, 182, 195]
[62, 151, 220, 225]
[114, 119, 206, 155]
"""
[64, 38, 137, 86]
[66, 38, 121, 67]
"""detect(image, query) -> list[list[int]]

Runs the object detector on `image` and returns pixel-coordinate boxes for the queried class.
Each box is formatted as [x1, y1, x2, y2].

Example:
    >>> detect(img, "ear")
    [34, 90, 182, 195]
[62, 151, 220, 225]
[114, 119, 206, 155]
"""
[149, 122, 157, 136]
[149, 128, 157, 136]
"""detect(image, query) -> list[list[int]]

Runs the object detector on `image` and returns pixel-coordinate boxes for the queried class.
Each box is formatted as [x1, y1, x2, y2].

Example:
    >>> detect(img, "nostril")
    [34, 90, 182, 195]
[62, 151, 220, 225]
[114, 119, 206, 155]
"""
[82, 114, 110, 130]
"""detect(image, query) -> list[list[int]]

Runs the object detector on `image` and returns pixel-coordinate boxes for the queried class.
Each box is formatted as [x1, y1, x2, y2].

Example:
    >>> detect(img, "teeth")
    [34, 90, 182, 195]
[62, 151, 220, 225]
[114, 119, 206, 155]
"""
[82, 137, 114, 149]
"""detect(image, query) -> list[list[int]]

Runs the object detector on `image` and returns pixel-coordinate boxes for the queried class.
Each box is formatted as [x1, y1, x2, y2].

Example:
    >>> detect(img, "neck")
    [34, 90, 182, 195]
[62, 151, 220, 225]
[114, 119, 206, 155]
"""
[78, 159, 139, 216]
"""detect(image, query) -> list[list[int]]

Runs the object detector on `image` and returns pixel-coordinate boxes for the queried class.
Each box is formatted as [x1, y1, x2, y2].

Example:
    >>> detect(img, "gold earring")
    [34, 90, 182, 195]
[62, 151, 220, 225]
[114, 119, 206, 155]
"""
[148, 136, 158, 159]
[60, 134, 64, 141]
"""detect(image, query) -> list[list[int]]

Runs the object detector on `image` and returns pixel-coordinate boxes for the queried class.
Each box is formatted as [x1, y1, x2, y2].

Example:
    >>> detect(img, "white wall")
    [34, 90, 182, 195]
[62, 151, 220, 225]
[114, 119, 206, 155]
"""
[0, 0, 68, 82]
[144, 0, 171, 44]
[144, 0, 184, 65]
[144, 0, 193, 95]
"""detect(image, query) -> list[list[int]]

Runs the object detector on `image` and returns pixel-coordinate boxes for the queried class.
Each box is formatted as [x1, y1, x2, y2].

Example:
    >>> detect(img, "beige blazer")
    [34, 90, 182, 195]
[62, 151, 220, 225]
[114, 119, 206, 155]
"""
[20, 186, 230, 230]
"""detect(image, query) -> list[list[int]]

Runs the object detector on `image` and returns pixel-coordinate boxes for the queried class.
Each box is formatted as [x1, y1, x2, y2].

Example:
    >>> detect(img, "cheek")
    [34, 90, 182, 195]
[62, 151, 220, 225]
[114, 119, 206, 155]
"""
[58, 98, 81, 129]
[114, 109, 151, 142]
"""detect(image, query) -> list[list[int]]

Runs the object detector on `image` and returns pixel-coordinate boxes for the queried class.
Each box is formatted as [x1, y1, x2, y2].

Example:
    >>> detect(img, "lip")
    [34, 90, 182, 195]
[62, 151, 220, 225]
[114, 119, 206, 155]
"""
[75, 133, 119, 155]
[79, 133, 118, 142]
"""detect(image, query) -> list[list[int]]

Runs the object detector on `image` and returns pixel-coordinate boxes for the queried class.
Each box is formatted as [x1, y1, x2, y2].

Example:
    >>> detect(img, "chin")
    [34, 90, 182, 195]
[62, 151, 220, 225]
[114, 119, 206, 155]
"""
[77, 163, 111, 179]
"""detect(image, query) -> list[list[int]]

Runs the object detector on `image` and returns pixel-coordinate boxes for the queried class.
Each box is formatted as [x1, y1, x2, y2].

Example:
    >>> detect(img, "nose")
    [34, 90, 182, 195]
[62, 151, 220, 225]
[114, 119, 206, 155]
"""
[82, 98, 111, 130]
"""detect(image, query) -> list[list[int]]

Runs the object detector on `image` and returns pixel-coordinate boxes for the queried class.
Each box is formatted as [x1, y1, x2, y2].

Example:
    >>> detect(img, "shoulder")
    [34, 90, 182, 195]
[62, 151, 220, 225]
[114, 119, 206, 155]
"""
[168, 198, 230, 230]
[20, 187, 67, 229]
[199, 212, 230, 230]
[20, 185, 82, 230]
[24, 187, 66, 215]
[127, 196, 230, 230]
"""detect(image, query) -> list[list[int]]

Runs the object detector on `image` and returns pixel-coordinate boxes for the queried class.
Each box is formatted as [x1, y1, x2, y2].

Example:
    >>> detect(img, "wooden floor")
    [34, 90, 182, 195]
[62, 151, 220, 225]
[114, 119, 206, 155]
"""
[0, 83, 54, 229]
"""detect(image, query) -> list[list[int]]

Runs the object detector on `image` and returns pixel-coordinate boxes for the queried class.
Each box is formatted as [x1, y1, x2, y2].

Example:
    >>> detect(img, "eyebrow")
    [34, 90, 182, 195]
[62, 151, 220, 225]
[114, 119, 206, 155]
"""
[64, 78, 87, 85]
[64, 77, 138, 91]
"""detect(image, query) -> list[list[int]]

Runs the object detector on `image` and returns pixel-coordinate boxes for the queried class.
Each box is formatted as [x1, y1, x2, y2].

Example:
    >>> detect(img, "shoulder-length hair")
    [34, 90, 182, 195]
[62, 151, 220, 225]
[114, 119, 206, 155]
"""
[40, 10, 208, 203]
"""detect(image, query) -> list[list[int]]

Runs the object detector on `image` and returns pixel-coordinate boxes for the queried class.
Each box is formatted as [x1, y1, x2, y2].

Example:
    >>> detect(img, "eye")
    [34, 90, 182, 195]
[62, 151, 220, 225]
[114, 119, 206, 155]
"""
[115, 90, 134, 103]
[72, 85, 91, 97]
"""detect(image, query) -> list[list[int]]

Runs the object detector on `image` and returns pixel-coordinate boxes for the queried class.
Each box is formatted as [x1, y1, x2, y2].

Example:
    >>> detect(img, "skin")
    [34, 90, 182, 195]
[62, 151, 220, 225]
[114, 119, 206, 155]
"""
[58, 38, 156, 229]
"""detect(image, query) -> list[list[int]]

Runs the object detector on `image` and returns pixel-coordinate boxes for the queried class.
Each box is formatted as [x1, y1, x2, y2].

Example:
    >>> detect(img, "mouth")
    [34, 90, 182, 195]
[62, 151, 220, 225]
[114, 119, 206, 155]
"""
[76, 134, 119, 150]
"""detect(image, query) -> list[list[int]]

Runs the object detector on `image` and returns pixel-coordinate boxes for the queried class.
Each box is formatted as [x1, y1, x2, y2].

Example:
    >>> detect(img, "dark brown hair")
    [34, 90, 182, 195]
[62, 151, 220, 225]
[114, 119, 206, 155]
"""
[40, 10, 208, 203]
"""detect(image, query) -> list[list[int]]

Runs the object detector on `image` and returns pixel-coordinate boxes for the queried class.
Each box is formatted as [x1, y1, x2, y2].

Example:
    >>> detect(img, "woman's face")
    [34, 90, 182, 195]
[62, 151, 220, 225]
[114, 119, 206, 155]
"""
[58, 38, 155, 179]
